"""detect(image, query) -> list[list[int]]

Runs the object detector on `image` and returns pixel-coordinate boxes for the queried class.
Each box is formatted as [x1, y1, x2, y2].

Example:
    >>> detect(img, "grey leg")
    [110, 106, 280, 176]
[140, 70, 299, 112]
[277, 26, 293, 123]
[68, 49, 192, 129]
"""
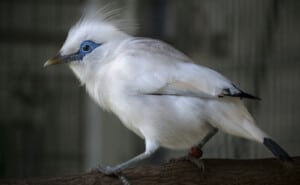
[97, 140, 159, 185]
[197, 127, 219, 149]
[97, 148, 158, 174]
[97, 139, 159, 173]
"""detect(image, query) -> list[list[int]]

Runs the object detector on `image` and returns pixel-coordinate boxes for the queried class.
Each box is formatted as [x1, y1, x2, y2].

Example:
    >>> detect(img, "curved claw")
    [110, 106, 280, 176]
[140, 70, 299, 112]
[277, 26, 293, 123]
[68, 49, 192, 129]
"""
[184, 155, 205, 173]
[190, 156, 205, 171]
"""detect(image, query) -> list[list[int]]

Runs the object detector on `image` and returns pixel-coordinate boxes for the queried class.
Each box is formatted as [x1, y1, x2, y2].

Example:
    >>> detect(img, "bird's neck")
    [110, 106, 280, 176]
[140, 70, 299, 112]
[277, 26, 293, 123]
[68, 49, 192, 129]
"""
[69, 64, 88, 85]
[69, 63, 112, 112]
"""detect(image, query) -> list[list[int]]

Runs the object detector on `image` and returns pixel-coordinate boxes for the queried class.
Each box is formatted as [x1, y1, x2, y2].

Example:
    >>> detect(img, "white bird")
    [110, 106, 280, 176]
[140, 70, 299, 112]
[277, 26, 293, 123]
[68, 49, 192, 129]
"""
[44, 9, 291, 175]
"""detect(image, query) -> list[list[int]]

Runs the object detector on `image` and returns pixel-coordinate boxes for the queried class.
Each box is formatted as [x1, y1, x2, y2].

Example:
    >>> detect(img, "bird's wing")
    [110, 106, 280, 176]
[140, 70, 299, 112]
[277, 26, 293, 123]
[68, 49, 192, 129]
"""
[120, 38, 259, 100]
[136, 67, 259, 99]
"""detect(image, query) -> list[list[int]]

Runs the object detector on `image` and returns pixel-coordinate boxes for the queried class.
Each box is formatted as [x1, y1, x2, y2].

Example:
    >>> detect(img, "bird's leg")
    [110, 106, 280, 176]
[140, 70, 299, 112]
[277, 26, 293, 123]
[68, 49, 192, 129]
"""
[195, 127, 219, 151]
[96, 140, 159, 185]
[186, 128, 218, 171]
[97, 149, 157, 174]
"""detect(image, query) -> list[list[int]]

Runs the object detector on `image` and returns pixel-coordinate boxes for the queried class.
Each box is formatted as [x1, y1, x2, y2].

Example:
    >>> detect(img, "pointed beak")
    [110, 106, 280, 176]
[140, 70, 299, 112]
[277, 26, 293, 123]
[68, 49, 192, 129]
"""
[44, 54, 64, 67]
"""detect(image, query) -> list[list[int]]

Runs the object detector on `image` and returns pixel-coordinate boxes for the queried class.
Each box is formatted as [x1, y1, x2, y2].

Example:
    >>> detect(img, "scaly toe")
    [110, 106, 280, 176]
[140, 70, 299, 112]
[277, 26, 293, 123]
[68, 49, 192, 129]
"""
[118, 175, 131, 185]
[185, 155, 205, 173]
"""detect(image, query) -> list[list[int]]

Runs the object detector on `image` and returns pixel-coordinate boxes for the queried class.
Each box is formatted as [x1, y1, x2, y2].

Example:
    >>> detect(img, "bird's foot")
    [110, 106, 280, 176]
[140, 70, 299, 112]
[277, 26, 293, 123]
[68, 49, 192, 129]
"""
[184, 147, 205, 173]
[96, 165, 120, 175]
[186, 155, 205, 172]
[94, 166, 131, 185]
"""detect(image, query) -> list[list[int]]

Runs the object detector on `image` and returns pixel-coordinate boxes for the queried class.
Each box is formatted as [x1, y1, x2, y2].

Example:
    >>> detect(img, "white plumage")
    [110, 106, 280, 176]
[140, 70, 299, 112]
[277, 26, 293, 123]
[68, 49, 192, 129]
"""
[45, 8, 291, 174]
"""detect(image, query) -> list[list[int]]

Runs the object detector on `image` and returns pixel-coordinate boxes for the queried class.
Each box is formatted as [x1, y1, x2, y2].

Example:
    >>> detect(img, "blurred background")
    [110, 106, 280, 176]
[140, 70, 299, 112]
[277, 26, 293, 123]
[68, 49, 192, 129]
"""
[0, 0, 299, 179]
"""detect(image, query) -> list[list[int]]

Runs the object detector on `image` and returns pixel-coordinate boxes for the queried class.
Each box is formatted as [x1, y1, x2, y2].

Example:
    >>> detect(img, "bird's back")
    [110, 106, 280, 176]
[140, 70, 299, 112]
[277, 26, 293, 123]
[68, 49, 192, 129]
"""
[93, 37, 267, 149]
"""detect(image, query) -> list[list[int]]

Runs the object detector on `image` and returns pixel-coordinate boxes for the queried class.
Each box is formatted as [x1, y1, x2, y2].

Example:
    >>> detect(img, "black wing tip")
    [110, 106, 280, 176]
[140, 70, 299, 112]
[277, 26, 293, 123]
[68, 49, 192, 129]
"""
[238, 92, 261, 100]
[230, 84, 261, 100]
[263, 138, 293, 162]
[223, 91, 261, 100]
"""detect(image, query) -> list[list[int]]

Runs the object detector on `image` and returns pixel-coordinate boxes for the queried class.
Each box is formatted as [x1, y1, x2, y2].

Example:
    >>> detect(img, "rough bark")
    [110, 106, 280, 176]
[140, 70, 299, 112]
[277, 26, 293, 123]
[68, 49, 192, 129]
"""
[0, 157, 299, 185]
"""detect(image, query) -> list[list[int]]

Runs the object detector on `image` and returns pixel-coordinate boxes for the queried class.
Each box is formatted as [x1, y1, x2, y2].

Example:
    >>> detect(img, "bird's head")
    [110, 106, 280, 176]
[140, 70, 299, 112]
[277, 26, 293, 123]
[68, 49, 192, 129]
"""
[44, 8, 131, 82]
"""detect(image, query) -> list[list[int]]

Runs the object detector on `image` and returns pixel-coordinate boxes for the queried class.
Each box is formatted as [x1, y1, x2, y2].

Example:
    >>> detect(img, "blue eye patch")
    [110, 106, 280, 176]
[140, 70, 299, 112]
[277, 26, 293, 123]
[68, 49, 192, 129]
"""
[60, 40, 101, 62]
[79, 40, 101, 57]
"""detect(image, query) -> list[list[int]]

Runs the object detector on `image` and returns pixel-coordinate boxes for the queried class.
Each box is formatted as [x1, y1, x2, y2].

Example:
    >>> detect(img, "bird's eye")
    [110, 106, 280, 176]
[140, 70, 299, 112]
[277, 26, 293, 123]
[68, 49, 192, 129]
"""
[82, 44, 91, 52]
[79, 40, 101, 56]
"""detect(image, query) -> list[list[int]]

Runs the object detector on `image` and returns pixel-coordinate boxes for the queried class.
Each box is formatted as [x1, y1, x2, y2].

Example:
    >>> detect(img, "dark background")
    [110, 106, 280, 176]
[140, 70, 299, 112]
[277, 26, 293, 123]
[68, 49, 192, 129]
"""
[0, 0, 299, 178]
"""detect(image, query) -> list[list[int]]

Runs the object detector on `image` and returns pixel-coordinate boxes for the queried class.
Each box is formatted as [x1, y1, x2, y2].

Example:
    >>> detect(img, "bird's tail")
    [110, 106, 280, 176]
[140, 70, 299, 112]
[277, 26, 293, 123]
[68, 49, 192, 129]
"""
[208, 99, 292, 161]
[263, 138, 292, 161]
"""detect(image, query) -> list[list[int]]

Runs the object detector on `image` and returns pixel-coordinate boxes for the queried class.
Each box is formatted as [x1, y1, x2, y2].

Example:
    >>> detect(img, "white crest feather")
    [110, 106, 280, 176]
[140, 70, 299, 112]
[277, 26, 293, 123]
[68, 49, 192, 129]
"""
[81, 1, 137, 34]
[60, 2, 135, 56]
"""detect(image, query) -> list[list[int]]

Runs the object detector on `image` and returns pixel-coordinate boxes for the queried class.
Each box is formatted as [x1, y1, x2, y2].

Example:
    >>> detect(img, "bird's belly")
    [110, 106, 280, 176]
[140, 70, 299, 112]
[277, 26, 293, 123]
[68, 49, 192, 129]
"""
[116, 95, 213, 150]
[152, 119, 213, 150]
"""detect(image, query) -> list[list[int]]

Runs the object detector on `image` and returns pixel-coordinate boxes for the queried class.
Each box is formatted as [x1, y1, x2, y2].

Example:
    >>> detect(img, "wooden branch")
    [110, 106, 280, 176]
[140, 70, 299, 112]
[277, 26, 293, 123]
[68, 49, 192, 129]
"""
[1, 157, 299, 185]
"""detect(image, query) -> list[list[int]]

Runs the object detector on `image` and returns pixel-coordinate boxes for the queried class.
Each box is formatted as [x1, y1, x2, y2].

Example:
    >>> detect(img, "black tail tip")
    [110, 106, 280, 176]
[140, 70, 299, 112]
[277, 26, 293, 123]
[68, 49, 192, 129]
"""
[263, 138, 293, 162]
